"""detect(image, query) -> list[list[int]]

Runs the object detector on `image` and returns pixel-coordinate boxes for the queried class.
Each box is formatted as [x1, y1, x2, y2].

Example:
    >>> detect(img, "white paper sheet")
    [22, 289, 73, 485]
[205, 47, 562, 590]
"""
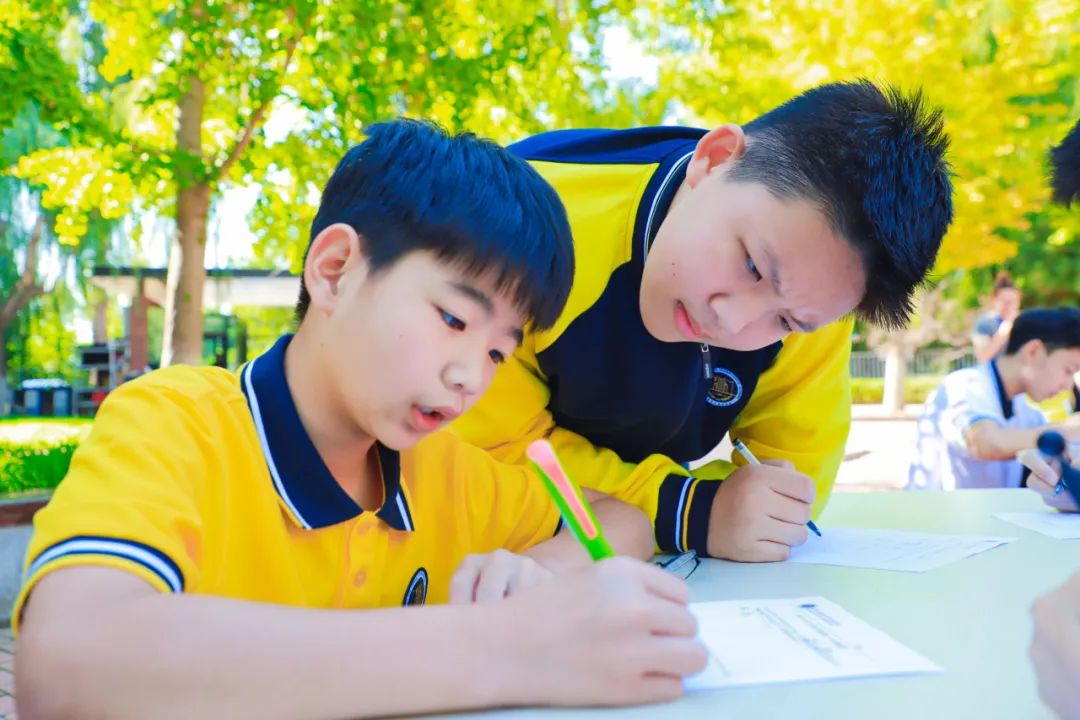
[785, 528, 1016, 572]
[994, 511, 1080, 539]
[685, 596, 941, 690]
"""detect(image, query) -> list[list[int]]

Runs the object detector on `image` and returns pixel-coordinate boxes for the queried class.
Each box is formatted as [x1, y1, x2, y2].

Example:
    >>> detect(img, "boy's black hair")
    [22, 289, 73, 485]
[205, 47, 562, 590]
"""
[729, 79, 953, 330]
[1004, 307, 1080, 355]
[296, 118, 574, 329]
[992, 270, 1017, 295]
[1050, 118, 1080, 207]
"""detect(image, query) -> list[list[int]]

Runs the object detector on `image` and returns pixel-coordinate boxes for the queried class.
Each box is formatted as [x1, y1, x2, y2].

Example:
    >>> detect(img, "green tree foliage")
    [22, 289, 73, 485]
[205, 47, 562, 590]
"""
[9, 0, 631, 365]
[6, 0, 1080, 379]
[633, 0, 1080, 274]
[0, 3, 120, 394]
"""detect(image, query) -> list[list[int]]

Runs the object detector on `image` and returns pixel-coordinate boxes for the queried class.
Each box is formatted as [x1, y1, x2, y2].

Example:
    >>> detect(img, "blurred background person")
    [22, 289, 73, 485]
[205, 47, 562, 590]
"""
[972, 271, 1022, 362]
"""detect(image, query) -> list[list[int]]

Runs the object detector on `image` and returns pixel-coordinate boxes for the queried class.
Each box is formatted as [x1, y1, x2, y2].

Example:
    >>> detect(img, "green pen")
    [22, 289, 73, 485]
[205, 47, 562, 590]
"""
[526, 439, 615, 560]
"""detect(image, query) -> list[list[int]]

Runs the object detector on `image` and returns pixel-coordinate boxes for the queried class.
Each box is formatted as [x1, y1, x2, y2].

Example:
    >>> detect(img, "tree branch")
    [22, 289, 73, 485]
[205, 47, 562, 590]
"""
[212, 10, 303, 182]
[0, 215, 47, 328]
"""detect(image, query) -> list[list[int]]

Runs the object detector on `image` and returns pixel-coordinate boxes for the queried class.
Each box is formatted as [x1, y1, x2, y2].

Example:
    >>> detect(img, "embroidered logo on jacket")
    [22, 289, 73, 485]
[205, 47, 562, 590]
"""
[705, 368, 743, 408]
[403, 568, 428, 606]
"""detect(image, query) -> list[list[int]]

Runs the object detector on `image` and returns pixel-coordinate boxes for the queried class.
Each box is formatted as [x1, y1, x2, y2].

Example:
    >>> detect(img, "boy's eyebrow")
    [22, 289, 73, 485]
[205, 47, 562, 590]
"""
[449, 281, 525, 345]
[762, 246, 817, 333]
[450, 281, 494, 315]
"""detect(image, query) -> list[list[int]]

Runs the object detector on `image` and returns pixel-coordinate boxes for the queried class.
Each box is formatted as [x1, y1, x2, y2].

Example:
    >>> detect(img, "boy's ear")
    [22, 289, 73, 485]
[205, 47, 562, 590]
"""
[685, 124, 747, 189]
[303, 223, 368, 315]
[1019, 338, 1046, 363]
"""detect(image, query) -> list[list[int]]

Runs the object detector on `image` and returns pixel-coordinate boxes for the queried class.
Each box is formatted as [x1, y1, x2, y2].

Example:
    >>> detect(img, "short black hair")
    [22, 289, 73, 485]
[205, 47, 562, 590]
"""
[992, 270, 1016, 295]
[1050, 118, 1080, 207]
[1004, 307, 1080, 355]
[296, 118, 574, 329]
[729, 79, 953, 330]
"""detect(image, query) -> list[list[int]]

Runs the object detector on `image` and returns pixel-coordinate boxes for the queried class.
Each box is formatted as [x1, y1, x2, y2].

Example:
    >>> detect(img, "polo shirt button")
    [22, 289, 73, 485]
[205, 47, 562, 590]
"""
[354, 569, 367, 587]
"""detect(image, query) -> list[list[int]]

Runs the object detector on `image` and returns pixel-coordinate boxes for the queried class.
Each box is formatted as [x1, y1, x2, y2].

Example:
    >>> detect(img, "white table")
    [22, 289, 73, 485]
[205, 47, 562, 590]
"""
[442, 489, 1080, 720]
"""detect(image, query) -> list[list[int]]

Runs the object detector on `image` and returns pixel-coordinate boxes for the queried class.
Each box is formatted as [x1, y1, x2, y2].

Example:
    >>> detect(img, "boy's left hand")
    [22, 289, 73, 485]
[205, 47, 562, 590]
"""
[449, 549, 553, 604]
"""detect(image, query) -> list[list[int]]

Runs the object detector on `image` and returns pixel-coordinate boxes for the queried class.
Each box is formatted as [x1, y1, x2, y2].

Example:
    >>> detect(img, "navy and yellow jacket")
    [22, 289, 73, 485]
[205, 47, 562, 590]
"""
[453, 127, 853, 555]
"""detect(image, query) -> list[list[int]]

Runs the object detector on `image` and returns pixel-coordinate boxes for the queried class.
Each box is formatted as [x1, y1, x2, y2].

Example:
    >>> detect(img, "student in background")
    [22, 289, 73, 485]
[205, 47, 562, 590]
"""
[971, 271, 1022, 362]
[908, 307, 1080, 492]
[1015, 120, 1080, 516]
[1022, 118, 1080, 720]
[14, 119, 705, 719]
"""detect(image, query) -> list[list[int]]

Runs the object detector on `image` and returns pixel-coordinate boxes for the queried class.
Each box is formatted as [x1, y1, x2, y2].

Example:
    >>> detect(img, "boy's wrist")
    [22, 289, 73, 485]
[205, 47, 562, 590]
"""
[473, 598, 536, 706]
[522, 541, 586, 574]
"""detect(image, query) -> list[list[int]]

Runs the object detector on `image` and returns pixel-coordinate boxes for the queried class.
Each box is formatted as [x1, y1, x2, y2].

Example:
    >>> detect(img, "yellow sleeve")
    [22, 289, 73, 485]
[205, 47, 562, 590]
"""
[13, 375, 208, 633]
[416, 432, 562, 554]
[728, 317, 854, 518]
[454, 336, 712, 555]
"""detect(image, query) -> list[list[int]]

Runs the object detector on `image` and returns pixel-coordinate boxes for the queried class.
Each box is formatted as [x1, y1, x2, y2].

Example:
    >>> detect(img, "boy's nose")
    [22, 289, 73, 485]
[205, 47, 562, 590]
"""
[443, 359, 484, 397]
[708, 296, 754, 337]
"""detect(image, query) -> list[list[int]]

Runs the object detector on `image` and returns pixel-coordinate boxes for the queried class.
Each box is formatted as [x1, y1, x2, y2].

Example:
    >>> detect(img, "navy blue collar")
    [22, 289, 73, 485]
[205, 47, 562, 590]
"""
[239, 334, 414, 531]
[988, 360, 1014, 421]
[636, 146, 696, 261]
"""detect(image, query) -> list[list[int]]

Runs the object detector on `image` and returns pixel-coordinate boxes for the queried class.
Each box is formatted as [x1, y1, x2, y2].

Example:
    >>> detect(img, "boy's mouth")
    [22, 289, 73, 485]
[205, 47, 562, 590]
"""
[674, 301, 705, 342]
[409, 404, 459, 432]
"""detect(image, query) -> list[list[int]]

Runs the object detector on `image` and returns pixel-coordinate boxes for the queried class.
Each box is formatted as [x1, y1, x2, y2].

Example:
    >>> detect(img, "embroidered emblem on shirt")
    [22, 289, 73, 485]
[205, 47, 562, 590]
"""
[705, 368, 743, 408]
[403, 567, 428, 606]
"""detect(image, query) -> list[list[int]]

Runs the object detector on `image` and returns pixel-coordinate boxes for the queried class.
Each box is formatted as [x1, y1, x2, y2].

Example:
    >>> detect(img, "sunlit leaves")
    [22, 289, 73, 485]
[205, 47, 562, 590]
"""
[638, 0, 1080, 275]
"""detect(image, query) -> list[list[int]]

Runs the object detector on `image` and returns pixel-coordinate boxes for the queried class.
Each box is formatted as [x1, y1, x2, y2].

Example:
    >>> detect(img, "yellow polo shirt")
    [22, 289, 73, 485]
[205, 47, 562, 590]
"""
[14, 335, 561, 632]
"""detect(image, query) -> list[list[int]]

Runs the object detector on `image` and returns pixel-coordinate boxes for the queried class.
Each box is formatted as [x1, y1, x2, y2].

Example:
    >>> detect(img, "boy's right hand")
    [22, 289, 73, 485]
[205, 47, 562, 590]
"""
[496, 557, 707, 707]
[1057, 414, 1080, 444]
[1016, 448, 1079, 512]
[705, 459, 815, 561]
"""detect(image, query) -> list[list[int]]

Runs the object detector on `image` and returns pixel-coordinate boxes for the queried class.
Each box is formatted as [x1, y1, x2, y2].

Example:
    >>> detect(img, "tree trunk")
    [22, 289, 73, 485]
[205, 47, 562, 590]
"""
[0, 341, 8, 416]
[882, 341, 908, 416]
[161, 75, 209, 367]
[92, 296, 108, 343]
[0, 215, 46, 383]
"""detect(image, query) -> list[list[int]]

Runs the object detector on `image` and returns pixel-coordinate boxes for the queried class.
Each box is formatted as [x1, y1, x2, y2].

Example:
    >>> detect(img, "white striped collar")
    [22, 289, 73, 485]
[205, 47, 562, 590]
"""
[239, 335, 414, 532]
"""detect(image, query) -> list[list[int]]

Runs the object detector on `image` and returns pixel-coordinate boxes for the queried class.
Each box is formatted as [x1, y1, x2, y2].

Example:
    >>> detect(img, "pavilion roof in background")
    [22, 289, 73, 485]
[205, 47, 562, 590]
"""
[90, 266, 301, 309]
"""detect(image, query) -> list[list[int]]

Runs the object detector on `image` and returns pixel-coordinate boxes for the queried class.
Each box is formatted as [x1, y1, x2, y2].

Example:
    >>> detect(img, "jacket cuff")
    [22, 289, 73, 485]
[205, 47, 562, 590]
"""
[655, 474, 720, 554]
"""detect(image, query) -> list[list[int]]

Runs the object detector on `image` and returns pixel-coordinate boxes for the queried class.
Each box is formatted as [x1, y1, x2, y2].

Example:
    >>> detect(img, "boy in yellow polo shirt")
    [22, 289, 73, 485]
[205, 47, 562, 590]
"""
[15, 119, 706, 719]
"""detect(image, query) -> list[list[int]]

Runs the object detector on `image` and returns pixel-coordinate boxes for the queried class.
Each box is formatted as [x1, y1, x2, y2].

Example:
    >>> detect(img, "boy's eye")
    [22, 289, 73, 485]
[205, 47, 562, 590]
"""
[746, 255, 762, 281]
[489, 350, 506, 365]
[440, 309, 466, 331]
[778, 316, 793, 332]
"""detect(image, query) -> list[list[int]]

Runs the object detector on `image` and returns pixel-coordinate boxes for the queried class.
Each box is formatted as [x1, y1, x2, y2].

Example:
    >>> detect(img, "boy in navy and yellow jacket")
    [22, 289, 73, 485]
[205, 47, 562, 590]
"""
[455, 80, 955, 562]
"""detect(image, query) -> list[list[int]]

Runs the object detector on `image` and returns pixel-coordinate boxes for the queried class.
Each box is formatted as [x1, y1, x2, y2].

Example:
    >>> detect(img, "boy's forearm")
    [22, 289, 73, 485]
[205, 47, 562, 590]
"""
[965, 424, 1042, 461]
[974, 331, 1008, 362]
[524, 496, 654, 571]
[18, 572, 522, 720]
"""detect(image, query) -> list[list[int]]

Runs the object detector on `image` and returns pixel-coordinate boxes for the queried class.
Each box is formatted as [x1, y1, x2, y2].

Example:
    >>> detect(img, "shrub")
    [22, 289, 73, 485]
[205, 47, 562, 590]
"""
[0, 420, 91, 495]
[850, 376, 944, 405]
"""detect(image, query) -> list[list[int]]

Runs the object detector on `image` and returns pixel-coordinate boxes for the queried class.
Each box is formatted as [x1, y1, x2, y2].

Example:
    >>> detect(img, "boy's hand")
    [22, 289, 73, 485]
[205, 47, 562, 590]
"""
[449, 549, 553, 604]
[1016, 449, 1079, 512]
[1030, 571, 1080, 719]
[495, 557, 707, 707]
[705, 459, 814, 561]
[1058, 414, 1080, 444]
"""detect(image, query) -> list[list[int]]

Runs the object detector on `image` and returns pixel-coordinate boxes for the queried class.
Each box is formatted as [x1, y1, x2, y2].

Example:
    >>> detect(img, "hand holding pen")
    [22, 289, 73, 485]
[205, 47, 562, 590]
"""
[733, 439, 822, 537]
[1025, 432, 1080, 512]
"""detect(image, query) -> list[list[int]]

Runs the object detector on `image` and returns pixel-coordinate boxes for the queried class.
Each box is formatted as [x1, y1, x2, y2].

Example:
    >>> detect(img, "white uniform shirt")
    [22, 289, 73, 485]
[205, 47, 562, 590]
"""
[907, 362, 1047, 490]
